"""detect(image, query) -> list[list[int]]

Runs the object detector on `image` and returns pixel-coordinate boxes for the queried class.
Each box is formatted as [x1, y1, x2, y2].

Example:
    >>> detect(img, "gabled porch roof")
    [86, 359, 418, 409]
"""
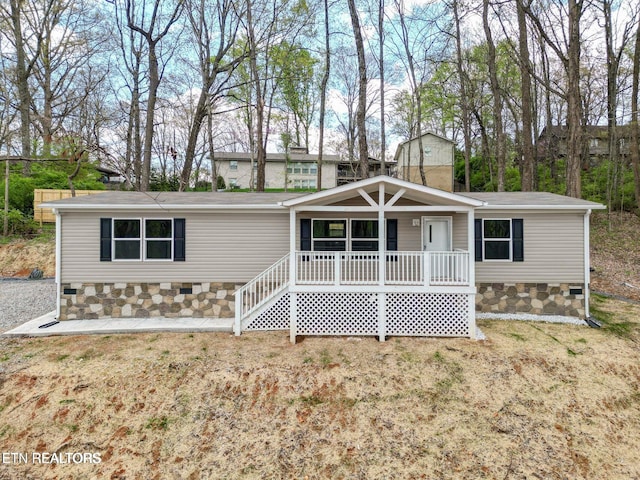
[281, 175, 485, 211]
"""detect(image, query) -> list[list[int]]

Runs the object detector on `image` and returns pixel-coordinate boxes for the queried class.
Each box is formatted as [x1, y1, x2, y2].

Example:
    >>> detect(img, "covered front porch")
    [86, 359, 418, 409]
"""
[234, 176, 485, 342]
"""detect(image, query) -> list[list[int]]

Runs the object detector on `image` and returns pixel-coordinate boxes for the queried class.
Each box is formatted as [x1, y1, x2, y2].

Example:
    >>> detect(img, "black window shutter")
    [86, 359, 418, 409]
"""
[100, 218, 112, 262]
[300, 218, 311, 251]
[474, 219, 482, 262]
[512, 218, 524, 262]
[386, 219, 398, 251]
[174, 218, 186, 261]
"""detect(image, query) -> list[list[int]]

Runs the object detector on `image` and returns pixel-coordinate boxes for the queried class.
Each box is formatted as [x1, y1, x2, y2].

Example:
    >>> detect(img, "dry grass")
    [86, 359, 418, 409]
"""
[0, 297, 639, 479]
[591, 211, 640, 301]
[0, 238, 55, 278]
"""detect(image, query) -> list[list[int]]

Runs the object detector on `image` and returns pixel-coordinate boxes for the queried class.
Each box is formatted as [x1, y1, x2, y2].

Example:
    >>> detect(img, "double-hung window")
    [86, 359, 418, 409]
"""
[474, 218, 523, 262]
[301, 218, 398, 253]
[483, 219, 511, 260]
[101, 218, 185, 262]
[312, 219, 347, 251]
[113, 219, 141, 260]
[351, 219, 378, 251]
[145, 219, 173, 260]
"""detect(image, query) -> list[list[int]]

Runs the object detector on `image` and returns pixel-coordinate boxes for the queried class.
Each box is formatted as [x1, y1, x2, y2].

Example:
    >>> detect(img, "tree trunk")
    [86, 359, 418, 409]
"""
[140, 42, 160, 191]
[631, 22, 640, 212]
[517, 0, 535, 191]
[127, 0, 183, 192]
[347, 0, 369, 180]
[317, 0, 331, 191]
[378, 0, 386, 174]
[453, 0, 471, 192]
[181, 87, 209, 191]
[246, 0, 266, 191]
[9, 0, 32, 168]
[565, 0, 583, 198]
[483, 0, 506, 191]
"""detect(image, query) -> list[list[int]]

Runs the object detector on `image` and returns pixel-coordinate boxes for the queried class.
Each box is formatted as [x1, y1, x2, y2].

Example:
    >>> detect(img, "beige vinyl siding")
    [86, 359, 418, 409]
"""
[475, 211, 585, 283]
[61, 210, 290, 283]
[216, 159, 337, 189]
[295, 212, 470, 251]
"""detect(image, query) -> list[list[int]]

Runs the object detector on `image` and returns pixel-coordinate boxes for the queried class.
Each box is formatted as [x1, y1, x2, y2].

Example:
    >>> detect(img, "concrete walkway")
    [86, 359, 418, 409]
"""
[2, 311, 234, 337]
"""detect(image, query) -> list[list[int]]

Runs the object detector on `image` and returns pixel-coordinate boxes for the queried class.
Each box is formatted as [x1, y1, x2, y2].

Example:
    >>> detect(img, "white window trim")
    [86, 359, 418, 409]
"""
[482, 218, 512, 262]
[421, 216, 453, 252]
[111, 218, 175, 262]
[112, 218, 142, 262]
[309, 218, 390, 252]
[311, 218, 347, 251]
[144, 218, 174, 261]
[350, 218, 380, 251]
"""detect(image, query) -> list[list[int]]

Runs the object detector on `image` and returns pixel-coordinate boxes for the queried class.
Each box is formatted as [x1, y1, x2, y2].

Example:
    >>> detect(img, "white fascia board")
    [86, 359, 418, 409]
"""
[291, 205, 474, 213]
[41, 204, 288, 212]
[282, 175, 485, 208]
[475, 204, 606, 211]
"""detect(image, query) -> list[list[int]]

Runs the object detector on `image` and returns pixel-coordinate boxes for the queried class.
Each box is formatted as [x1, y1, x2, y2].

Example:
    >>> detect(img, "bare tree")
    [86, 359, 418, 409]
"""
[451, 0, 472, 191]
[179, 0, 244, 191]
[316, 0, 331, 190]
[483, 0, 507, 191]
[126, 0, 184, 191]
[0, 0, 52, 167]
[347, 0, 370, 179]
[631, 19, 640, 212]
[525, 0, 585, 198]
[110, 0, 146, 189]
[516, 0, 536, 191]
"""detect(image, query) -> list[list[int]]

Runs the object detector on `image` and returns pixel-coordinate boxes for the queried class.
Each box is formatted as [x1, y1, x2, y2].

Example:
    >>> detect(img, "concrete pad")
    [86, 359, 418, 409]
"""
[2, 311, 234, 337]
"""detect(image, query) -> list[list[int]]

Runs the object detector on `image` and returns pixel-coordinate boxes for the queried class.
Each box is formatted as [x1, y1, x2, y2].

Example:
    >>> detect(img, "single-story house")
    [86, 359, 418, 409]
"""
[43, 176, 605, 342]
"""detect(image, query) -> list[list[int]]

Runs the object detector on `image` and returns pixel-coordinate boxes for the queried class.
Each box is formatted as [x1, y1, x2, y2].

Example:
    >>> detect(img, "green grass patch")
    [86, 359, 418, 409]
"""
[145, 416, 171, 431]
[507, 332, 527, 342]
[300, 395, 324, 406]
[319, 349, 332, 367]
[590, 294, 637, 340]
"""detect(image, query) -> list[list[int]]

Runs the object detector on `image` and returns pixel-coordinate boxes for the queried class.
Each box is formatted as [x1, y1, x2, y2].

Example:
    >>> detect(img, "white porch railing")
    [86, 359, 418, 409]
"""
[235, 254, 290, 321]
[294, 250, 470, 286]
[428, 250, 470, 286]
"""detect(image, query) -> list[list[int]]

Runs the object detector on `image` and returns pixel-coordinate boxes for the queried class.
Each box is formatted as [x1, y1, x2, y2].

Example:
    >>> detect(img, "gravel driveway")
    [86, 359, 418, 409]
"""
[0, 279, 57, 330]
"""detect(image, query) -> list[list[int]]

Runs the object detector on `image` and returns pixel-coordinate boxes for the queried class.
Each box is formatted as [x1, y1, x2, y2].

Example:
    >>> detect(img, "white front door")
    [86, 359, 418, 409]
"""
[422, 218, 451, 252]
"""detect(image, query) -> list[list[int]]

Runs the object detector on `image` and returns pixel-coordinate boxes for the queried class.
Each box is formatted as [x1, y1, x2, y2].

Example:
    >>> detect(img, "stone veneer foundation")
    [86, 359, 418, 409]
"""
[60, 281, 586, 321]
[476, 282, 585, 318]
[59, 282, 240, 320]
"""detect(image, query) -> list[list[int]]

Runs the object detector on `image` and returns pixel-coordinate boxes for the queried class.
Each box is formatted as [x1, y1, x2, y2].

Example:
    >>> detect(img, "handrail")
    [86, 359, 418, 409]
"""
[235, 254, 290, 324]
[294, 250, 470, 286]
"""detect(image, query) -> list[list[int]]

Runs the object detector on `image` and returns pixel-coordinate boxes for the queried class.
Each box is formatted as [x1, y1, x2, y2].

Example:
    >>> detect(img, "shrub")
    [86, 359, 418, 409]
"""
[0, 209, 39, 236]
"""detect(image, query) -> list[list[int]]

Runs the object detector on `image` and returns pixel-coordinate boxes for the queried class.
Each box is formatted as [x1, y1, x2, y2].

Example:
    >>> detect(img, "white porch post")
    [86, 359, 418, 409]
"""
[289, 208, 297, 343]
[54, 209, 61, 320]
[378, 183, 386, 341]
[467, 208, 477, 339]
[584, 209, 591, 318]
[234, 294, 242, 336]
[290, 292, 297, 344]
[289, 208, 296, 287]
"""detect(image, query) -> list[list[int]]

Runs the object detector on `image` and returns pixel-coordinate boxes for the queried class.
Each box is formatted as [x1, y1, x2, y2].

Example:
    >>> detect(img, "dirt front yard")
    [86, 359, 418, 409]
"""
[0, 295, 639, 480]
